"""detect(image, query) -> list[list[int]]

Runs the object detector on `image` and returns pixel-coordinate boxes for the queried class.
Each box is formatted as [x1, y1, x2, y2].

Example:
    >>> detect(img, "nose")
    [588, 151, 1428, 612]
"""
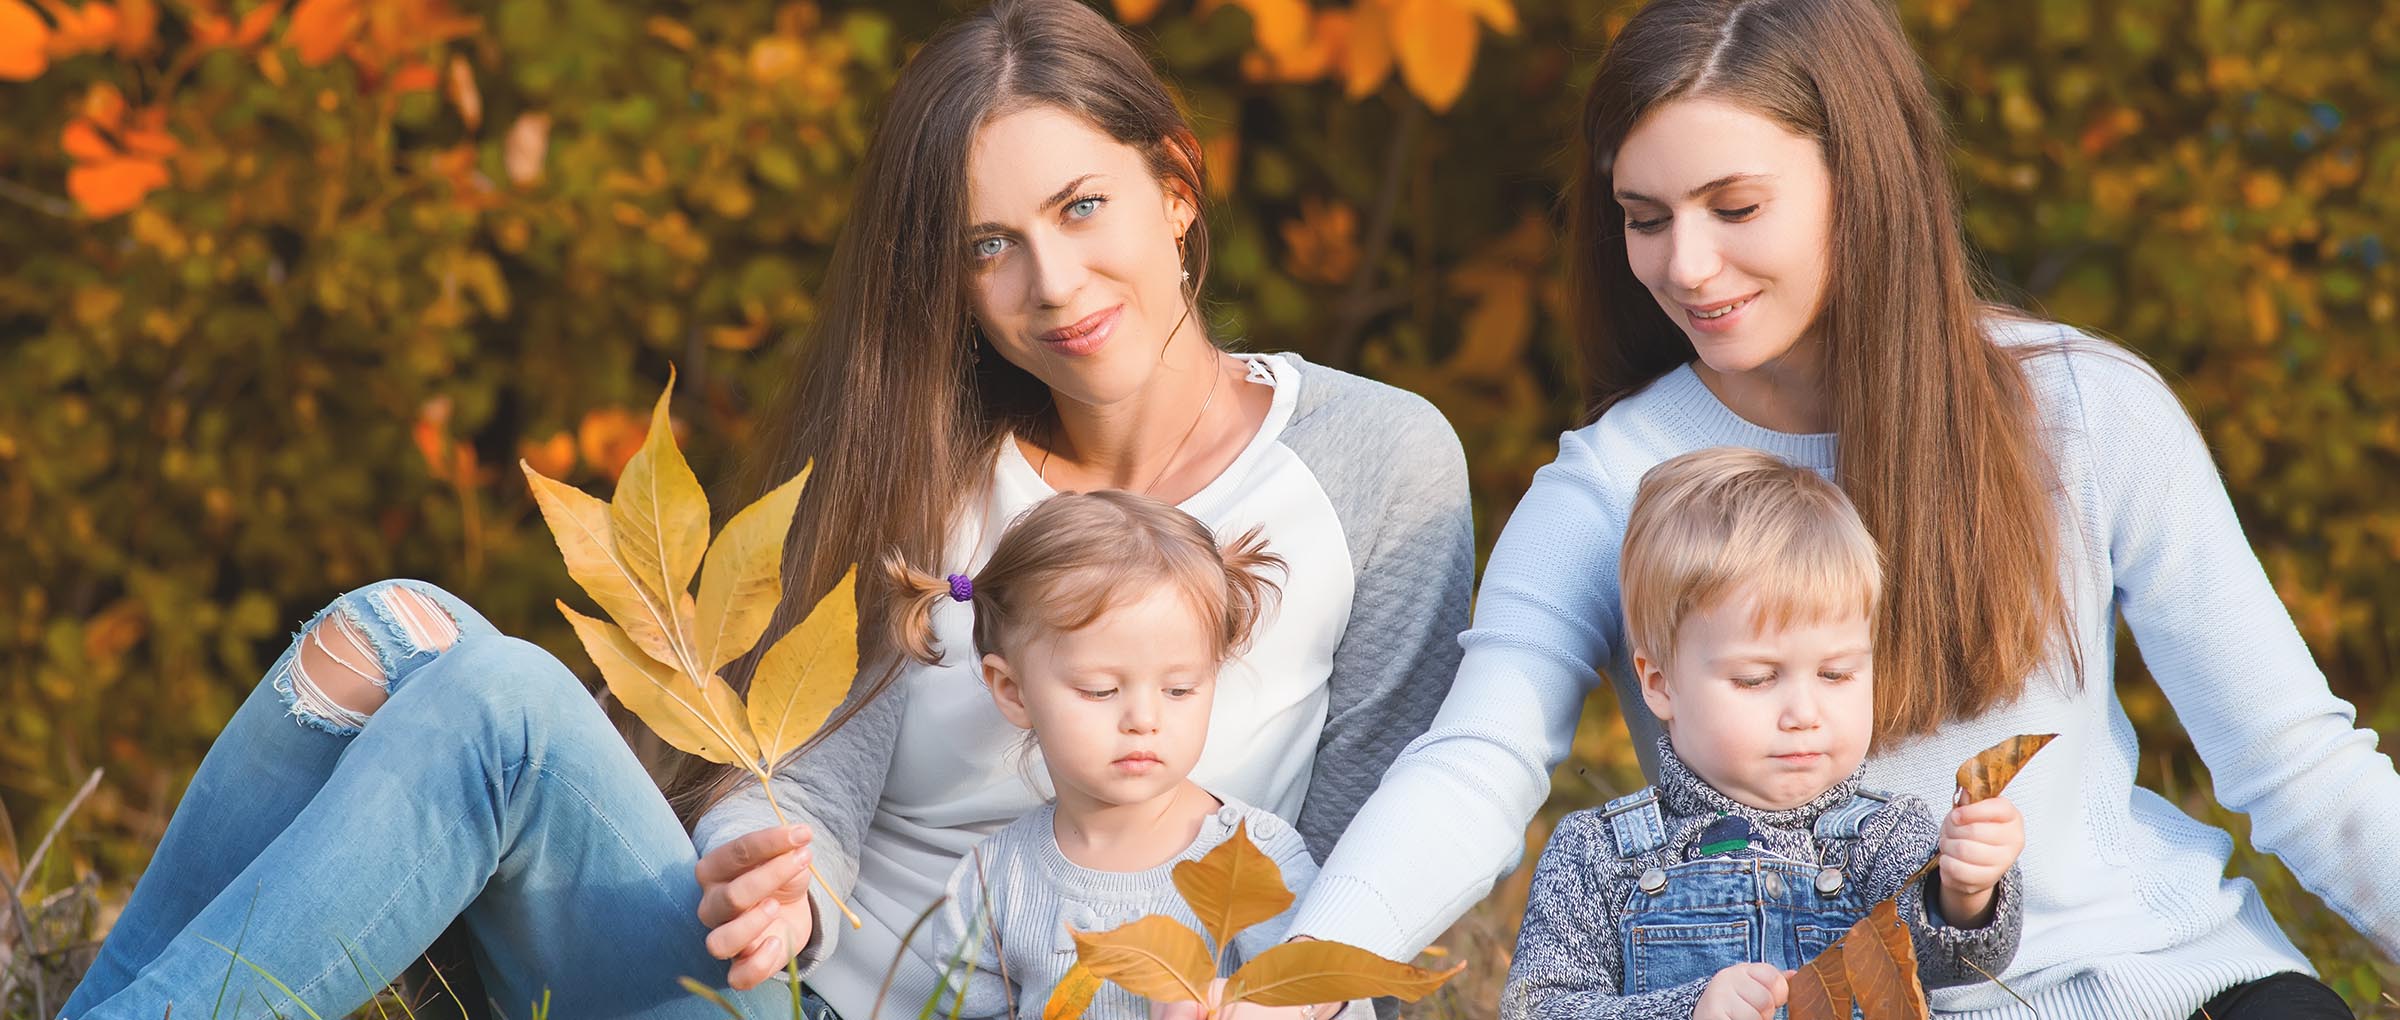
[1119, 688, 1160, 735]
[1664, 218, 1723, 296]
[1025, 231, 1089, 310]
[1779, 684, 1823, 731]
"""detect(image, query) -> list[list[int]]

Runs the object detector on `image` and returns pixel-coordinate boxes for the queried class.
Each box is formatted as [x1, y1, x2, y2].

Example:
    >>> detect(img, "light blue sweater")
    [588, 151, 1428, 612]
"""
[1289, 319, 2400, 1019]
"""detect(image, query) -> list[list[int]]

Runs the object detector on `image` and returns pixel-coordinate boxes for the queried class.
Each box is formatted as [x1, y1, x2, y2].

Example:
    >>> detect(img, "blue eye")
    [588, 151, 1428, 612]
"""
[973, 237, 1009, 260]
[1067, 196, 1104, 218]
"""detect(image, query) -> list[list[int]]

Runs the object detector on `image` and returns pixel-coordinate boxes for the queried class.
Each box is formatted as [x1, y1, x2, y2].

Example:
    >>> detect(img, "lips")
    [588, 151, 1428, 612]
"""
[1680, 292, 1758, 334]
[1113, 751, 1162, 774]
[1038, 305, 1122, 357]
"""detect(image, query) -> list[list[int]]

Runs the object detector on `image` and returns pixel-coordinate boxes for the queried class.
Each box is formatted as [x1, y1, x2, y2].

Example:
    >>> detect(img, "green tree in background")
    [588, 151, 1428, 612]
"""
[2, 0, 2395, 1008]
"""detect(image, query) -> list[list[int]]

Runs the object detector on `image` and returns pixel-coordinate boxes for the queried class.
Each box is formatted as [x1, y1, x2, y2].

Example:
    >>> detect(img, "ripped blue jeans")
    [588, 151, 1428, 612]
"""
[63, 580, 794, 1020]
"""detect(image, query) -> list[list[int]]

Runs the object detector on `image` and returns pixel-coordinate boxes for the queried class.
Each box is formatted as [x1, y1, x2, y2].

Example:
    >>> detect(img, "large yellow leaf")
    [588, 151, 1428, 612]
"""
[747, 567, 857, 766]
[0, 0, 52, 80]
[1391, 0, 1477, 113]
[1221, 940, 1462, 1006]
[610, 368, 710, 619]
[1043, 961, 1102, 1020]
[693, 463, 810, 674]
[1171, 820, 1292, 951]
[558, 602, 757, 766]
[523, 461, 685, 671]
[1341, 0, 1393, 99]
[1071, 915, 1216, 1005]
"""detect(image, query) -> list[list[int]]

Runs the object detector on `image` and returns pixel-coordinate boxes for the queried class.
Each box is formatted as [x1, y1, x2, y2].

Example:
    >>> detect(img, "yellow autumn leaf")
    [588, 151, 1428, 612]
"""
[522, 461, 686, 670]
[1220, 939, 1462, 1007]
[557, 602, 758, 766]
[1203, 0, 1310, 66]
[1391, 0, 1477, 113]
[610, 367, 710, 625]
[746, 567, 858, 766]
[694, 463, 811, 674]
[1342, 0, 1394, 99]
[0, 0, 52, 83]
[1170, 819, 1292, 950]
[1457, 0, 1518, 33]
[1044, 960, 1103, 1020]
[1071, 915, 1216, 1005]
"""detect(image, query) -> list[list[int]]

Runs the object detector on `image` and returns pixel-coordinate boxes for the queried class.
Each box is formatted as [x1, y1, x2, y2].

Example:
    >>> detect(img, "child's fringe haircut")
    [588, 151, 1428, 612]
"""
[1621, 447, 1884, 672]
[882, 490, 1287, 668]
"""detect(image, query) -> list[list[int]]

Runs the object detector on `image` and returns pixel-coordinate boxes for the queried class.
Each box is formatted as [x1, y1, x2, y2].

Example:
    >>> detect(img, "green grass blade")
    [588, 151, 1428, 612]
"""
[333, 932, 415, 1020]
[199, 936, 330, 1020]
[211, 885, 262, 1020]
[679, 977, 750, 1020]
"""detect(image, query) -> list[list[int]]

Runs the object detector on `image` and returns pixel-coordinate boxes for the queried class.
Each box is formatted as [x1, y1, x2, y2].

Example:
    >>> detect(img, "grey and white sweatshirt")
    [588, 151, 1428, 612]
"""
[691, 352, 1475, 1020]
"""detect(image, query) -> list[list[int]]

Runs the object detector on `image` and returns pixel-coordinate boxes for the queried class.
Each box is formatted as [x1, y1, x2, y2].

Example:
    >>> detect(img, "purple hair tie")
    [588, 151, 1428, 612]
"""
[946, 573, 974, 603]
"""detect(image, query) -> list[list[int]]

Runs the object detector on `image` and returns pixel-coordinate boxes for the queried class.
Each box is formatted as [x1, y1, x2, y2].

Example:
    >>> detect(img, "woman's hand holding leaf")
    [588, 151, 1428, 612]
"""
[698, 824, 821, 990]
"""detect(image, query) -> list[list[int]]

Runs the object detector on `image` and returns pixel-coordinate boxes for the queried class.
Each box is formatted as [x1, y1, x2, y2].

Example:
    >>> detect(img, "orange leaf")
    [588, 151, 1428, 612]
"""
[62, 120, 116, 161]
[286, 0, 358, 66]
[1839, 898, 1926, 1020]
[112, 0, 153, 55]
[1955, 733, 2055, 803]
[519, 431, 576, 479]
[0, 0, 51, 79]
[387, 60, 437, 93]
[1390, 0, 1477, 112]
[577, 407, 646, 482]
[233, 1, 281, 46]
[1457, 0, 1517, 33]
[1111, 0, 1161, 23]
[1788, 941, 1853, 1020]
[1220, 940, 1462, 1007]
[82, 81, 125, 127]
[1043, 960, 1103, 1020]
[1070, 915, 1215, 1005]
[1171, 820, 1293, 951]
[1280, 198, 1360, 284]
[1341, 0, 1393, 99]
[68, 157, 168, 218]
[45, 2, 118, 57]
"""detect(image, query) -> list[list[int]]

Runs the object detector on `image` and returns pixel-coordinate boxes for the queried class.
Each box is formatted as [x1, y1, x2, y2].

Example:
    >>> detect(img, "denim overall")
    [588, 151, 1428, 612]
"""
[1602, 785, 1888, 999]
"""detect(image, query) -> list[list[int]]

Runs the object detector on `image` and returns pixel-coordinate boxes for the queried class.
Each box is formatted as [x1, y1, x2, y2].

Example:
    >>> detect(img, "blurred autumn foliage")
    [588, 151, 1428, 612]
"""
[2, 0, 2396, 999]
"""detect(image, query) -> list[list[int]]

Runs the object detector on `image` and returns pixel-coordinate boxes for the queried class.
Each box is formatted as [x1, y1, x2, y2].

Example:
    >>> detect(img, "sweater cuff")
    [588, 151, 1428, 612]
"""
[1906, 866, 2023, 989]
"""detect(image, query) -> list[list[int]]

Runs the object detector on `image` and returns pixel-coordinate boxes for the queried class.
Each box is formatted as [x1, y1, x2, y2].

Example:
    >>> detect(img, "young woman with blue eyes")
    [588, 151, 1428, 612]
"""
[63, 2, 1471, 1018]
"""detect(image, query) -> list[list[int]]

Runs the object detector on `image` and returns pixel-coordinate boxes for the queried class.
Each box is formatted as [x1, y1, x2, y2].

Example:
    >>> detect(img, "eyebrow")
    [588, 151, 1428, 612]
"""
[968, 173, 1104, 236]
[1614, 172, 1773, 205]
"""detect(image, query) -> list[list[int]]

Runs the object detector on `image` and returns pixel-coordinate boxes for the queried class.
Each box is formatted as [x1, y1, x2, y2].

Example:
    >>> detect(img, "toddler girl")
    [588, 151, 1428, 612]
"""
[892, 490, 1356, 1020]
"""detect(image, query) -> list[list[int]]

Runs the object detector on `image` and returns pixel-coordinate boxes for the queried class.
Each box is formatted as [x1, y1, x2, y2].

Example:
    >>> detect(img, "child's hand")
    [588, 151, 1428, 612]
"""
[1937, 794, 2024, 929]
[1691, 962, 1787, 1020]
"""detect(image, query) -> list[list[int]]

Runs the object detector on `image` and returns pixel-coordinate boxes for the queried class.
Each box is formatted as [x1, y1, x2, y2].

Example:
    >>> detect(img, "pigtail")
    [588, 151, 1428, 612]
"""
[1216, 525, 1287, 657]
[880, 550, 956, 666]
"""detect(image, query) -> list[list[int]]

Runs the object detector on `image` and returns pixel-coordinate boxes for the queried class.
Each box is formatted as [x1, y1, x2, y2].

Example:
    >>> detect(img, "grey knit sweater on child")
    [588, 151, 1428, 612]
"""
[932, 795, 1370, 1020]
[1502, 740, 2022, 1020]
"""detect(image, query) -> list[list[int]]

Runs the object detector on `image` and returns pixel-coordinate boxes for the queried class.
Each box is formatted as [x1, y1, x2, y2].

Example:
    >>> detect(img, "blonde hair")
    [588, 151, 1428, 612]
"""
[1621, 447, 1882, 686]
[882, 490, 1286, 668]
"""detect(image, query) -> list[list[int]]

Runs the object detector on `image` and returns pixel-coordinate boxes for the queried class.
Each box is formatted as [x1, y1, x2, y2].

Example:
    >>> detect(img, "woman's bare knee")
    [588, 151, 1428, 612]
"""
[279, 584, 462, 734]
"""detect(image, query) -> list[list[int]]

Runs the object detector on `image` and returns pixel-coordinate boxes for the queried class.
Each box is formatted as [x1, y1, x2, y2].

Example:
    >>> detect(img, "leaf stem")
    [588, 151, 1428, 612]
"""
[753, 766, 862, 930]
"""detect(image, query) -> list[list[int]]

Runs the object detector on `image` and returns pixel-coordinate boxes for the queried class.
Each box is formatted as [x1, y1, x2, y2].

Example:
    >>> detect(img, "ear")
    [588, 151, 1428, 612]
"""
[1160, 130, 1201, 236]
[1634, 647, 1675, 724]
[983, 652, 1034, 730]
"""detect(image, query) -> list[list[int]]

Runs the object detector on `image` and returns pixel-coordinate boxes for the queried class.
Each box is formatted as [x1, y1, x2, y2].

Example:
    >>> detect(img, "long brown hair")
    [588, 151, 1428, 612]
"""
[883, 490, 1287, 670]
[665, 0, 1215, 821]
[1567, 0, 2078, 743]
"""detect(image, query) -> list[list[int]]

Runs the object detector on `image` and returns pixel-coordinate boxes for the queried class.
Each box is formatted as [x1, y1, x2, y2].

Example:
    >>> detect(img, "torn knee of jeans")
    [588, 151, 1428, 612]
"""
[274, 583, 461, 735]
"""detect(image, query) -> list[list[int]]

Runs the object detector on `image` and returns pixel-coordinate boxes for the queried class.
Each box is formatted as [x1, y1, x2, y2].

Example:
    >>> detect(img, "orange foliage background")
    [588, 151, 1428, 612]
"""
[2, 0, 2395, 1008]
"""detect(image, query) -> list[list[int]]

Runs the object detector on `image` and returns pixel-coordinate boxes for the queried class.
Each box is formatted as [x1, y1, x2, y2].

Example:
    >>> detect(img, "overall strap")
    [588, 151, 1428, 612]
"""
[1602, 787, 1669, 858]
[1813, 788, 1892, 841]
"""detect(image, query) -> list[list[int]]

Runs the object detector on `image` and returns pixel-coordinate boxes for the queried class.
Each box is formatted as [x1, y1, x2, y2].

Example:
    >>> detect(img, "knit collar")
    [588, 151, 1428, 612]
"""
[1654, 736, 1864, 829]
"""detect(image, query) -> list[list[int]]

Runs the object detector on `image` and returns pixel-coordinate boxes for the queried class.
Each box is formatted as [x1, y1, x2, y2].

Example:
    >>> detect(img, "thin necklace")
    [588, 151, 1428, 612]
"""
[1037, 353, 1225, 498]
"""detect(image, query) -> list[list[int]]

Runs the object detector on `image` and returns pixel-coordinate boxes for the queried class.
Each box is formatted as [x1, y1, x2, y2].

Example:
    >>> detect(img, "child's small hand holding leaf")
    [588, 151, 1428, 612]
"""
[1937, 795, 2022, 928]
[1694, 962, 1787, 1020]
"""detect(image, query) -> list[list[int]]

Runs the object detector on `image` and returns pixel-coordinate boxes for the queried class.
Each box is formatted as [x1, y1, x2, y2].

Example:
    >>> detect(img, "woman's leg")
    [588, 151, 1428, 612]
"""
[2188, 972, 2356, 1020]
[65, 580, 491, 1013]
[67, 580, 788, 1020]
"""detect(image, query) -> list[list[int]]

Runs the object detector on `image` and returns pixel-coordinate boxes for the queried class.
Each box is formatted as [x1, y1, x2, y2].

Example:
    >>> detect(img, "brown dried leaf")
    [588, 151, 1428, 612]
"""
[1221, 939, 1462, 1007]
[1071, 915, 1216, 1005]
[1170, 819, 1292, 950]
[1787, 941, 1853, 1020]
[1839, 899, 1926, 1020]
[1956, 733, 2056, 803]
[1043, 960, 1103, 1020]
